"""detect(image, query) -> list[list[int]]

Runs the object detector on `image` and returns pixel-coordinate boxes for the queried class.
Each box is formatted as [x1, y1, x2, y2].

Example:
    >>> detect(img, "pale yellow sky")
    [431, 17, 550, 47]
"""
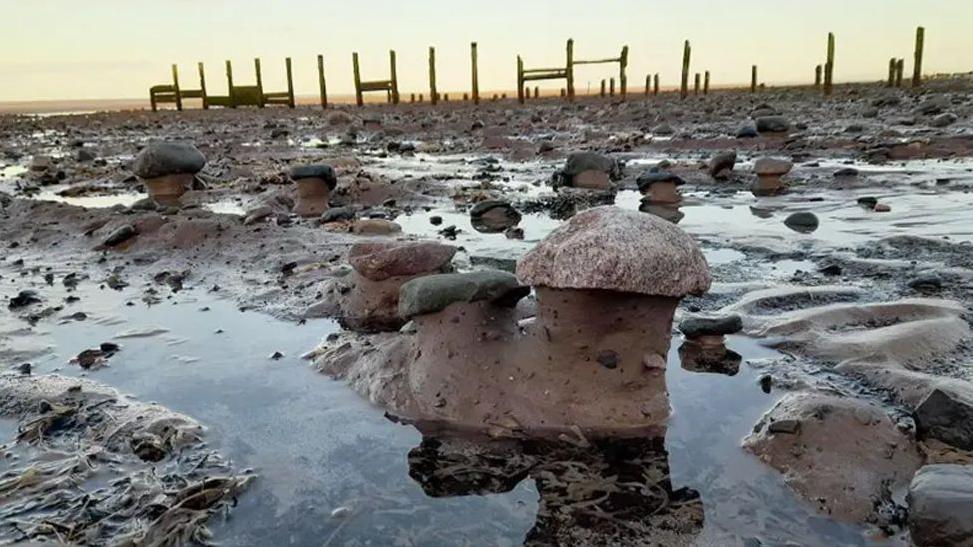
[1, 0, 972, 102]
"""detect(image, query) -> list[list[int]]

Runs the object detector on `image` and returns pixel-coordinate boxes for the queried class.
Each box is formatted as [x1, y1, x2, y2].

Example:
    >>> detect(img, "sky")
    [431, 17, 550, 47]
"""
[1, 0, 972, 102]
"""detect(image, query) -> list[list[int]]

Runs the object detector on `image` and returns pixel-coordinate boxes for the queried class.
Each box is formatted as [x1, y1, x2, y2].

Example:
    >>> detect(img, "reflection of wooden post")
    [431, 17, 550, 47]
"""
[566, 39, 575, 101]
[226, 60, 236, 108]
[815, 64, 822, 87]
[619, 45, 629, 99]
[197, 62, 208, 109]
[389, 50, 399, 104]
[694, 73, 700, 95]
[887, 58, 896, 87]
[751, 65, 758, 93]
[254, 58, 265, 107]
[896, 58, 905, 87]
[517, 55, 525, 104]
[824, 33, 835, 96]
[172, 64, 183, 111]
[352, 53, 363, 106]
[913, 26, 925, 88]
[704, 71, 710, 95]
[317, 55, 328, 109]
[285, 57, 295, 108]
[654, 73, 660, 95]
[680, 40, 691, 99]
[471, 42, 480, 105]
[429, 46, 438, 105]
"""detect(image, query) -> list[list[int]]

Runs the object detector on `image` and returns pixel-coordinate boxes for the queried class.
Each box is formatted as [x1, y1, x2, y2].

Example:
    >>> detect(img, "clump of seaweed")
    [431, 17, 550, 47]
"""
[0, 373, 253, 546]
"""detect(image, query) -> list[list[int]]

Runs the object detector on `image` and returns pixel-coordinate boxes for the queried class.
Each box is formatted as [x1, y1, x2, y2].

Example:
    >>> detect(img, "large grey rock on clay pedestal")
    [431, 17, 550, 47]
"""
[516, 206, 710, 297]
[349, 242, 456, 282]
[907, 464, 973, 547]
[133, 142, 206, 178]
[398, 271, 527, 320]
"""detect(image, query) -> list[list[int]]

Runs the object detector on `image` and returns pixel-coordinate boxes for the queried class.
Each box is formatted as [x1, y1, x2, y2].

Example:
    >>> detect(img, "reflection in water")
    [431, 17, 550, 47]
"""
[639, 202, 685, 224]
[408, 436, 703, 546]
[679, 340, 742, 376]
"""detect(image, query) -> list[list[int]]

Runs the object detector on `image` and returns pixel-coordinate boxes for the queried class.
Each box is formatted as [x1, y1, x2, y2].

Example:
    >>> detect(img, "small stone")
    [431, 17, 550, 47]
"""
[736, 121, 759, 139]
[930, 113, 957, 128]
[270, 351, 285, 360]
[819, 264, 842, 276]
[754, 158, 793, 176]
[596, 350, 620, 370]
[768, 419, 801, 434]
[874, 203, 891, 213]
[755, 116, 790, 133]
[783, 212, 819, 234]
[834, 167, 859, 178]
[102, 225, 137, 247]
[857, 196, 878, 208]
[8, 290, 41, 309]
[319, 206, 357, 224]
[679, 315, 743, 337]
[909, 275, 943, 291]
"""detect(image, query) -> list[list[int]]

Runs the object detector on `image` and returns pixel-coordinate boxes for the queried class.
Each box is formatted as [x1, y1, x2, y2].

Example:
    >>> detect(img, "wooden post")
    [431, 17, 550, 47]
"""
[896, 58, 905, 87]
[610, 77, 616, 97]
[680, 40, 691, 100]
[645, 75, 651, 96]
[429, 46, 438, 105]
[600, 79, 606, 97]
[171, 64, 183, 111]
[471, 42, 480, 105]
[824, 33, 835, 96]
[352, 53, 363, 107]
[559, 88, 565, 98]
[284, 57, 295, 108]
[751, 65, 758, 93]
[534, 86, 539, 99]
[815, 64, 822, 87]
[524, 86, 530, 100]
[317, 55, 328, 109]
[888, 58, 896, 87]
[389, 50, 399, 105]
[226, 60, 236, 108]
[517, 55, 525, 104]
[704, 71, 710, 95]
[197, 62, 208, 110]
[566, 39, 575, 101]
[254, 58, 265, 107]
[619, 45, 629, 99]
[654, 73, 660, 96]
[913, 26, 925, 88]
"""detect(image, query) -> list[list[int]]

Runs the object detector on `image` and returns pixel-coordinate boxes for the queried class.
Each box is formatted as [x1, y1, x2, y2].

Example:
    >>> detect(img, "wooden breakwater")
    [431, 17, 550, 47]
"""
[149, 28, 929, 111]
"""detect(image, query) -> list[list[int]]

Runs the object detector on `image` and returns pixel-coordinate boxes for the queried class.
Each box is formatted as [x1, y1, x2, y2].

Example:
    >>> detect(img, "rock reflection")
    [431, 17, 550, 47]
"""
[407, 435, 704, 545]
[638, 201, 685, 224]
[678, 340, 742, 376]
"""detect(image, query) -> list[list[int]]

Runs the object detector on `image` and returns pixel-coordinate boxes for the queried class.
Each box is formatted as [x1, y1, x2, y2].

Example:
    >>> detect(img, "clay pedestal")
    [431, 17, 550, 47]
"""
[294, 177, 331, 217]
[144, 173, 192, 207]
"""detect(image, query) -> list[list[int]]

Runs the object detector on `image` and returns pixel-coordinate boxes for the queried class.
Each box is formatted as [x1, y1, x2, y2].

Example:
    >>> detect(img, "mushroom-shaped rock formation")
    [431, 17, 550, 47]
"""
[338, 241, 457, 332]
[636, 171, 686, 205]
[555, 152, 620, 190]
[708, 151, 738, 179]
[752, 157, 792, 196]
[133, 142, 206, 207]
[469, 200, 522, 233]
[403, 206, 710, 439]
[289, 164, 338, 217]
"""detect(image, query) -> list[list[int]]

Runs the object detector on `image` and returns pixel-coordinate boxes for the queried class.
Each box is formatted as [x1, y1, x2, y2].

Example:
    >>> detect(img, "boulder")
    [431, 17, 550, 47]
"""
[469, 200, 522, 233]
[754, 158, 793, 176]
[907, 464, 973, 547]
[755, 116, 790, 133]
[133, 142, 206, 179]
[289, 164, 338, 189]
[708, 151, 737, 178]
[635, 171, 686, 193]
[517, 206, 710, 298]
[679, 314, 743, 338]
[783, 212, 819, 233]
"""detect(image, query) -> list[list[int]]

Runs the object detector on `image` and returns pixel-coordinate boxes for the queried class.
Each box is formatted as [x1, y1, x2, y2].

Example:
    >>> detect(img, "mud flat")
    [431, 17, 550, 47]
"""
[2, 78, 973, 545]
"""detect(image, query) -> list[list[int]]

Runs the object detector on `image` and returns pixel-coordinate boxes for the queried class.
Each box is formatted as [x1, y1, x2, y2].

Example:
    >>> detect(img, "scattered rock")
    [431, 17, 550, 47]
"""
[132, 142, 206, 179]
[783, 212, 819, 233]
[469, 200, 522, 233]
[915, 388, 973, 450]
[349, 242, 456, 282]
[708, 151, 737, 179]
[8, 290, 41, 309]
[678, 315, 743, 337]
[907, 464, 973, 547]
[755, 116, 790, 133]
[102, 224, 137, 247]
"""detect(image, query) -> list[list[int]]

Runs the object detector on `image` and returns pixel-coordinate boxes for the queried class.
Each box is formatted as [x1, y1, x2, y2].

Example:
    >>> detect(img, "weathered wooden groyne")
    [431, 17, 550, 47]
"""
[149, 28, 929, 111]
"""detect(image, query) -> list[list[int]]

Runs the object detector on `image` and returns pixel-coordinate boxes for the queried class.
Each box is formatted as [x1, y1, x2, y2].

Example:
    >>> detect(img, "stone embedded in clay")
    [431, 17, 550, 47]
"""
[289, 164, 338, 218]
[469, 200, 522, 233]
[133, 142, 206, 207]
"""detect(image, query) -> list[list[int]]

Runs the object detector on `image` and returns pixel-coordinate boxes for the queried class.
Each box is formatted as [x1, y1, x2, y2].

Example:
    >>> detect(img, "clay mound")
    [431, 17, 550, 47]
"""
[744, 392, 922, 523]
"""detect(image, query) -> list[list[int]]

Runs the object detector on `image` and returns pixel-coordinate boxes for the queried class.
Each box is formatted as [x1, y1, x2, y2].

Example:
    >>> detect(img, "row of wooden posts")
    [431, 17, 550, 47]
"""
[149, 27, 927, 111]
